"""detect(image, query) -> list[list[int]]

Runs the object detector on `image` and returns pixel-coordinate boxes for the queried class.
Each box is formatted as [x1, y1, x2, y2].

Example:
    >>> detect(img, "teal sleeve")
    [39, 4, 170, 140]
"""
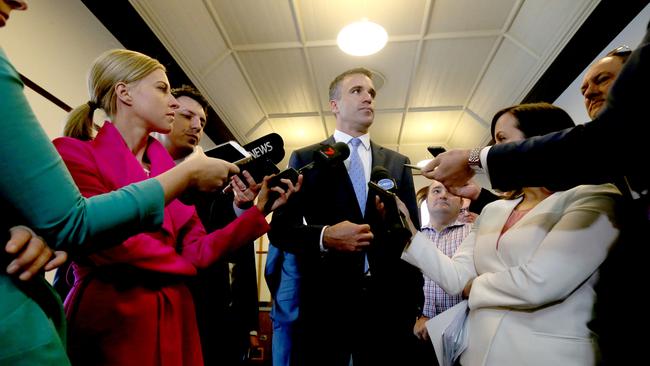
[0, 48, 164, 251]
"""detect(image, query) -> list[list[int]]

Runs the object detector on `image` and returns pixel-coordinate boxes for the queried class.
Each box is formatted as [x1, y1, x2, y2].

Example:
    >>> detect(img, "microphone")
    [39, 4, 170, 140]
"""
[267, 142, 350, 188]
[263, 142, 350, 211]
[368, 166, 411, 240]
[243, 133, 285, 164]
[370, 166, 398, 194]
[238, 133, 286, 185]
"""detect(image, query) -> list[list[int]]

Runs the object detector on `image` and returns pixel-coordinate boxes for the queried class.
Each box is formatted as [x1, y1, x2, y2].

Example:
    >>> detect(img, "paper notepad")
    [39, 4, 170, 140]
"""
[426, 300, 469, 366]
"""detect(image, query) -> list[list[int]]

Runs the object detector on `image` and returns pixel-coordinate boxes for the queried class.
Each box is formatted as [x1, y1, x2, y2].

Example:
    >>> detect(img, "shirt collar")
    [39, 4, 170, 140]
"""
[333, 129, 370, 151]
[421, 219, 466, 231]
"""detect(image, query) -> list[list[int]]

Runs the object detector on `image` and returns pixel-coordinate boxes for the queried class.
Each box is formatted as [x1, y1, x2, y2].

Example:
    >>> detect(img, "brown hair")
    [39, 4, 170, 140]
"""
[490, 102, 575, 199]
[172, 85, 209, 118]
[328, 67, 373, 101]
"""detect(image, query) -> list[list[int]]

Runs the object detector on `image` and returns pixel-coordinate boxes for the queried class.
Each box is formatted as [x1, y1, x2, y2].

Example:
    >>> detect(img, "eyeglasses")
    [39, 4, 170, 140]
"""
[606, 45, 632, 57]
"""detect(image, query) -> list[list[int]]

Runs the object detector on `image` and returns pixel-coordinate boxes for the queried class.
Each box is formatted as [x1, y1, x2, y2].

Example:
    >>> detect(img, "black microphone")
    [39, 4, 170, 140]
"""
[267, 142, 350, 188]
[263, 142, 350, 212]
[237, 133, 286, 184]
[243, 133, 285, 164]
[368, 166, 411, 240]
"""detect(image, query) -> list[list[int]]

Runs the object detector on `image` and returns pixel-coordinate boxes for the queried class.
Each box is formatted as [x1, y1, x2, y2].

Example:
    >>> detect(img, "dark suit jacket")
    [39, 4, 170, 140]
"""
[269, 136, 423, 345]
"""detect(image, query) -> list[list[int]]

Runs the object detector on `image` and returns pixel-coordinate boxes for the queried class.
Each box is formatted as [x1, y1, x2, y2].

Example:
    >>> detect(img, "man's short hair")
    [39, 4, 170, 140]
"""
[606, 45, 632, 64]
[171, 85, 209, 116]
[328, 67, 374, 101]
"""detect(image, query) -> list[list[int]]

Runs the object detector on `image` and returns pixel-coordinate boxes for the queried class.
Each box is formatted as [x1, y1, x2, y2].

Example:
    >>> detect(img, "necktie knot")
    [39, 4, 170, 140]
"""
[350, 137, 362, 148]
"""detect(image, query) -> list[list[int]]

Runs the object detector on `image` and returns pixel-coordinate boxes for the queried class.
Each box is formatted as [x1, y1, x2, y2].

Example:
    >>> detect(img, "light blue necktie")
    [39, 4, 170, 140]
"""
[348, 138, 370, 273]
[348, 138, 367, 214]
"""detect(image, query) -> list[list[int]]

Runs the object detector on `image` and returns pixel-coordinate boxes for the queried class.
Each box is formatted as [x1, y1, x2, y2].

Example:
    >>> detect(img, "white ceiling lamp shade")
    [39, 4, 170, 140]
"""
[337, 19, 388, 56]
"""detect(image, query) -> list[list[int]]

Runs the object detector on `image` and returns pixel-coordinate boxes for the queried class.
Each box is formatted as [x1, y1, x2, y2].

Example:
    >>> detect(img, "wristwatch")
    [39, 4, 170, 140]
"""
[468, 147, 482, 171]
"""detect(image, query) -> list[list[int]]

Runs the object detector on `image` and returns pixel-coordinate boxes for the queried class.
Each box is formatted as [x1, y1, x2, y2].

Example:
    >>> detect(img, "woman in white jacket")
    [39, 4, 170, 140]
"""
[400, 102, 620, 366]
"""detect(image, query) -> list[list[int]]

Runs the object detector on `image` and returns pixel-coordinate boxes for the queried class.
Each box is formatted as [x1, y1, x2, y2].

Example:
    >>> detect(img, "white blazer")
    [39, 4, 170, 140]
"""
[402, 184, 620, 366]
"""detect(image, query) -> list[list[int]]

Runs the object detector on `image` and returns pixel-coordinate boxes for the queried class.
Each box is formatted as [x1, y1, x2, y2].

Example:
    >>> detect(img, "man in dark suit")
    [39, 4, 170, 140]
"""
[269, 68, 423, 366]
[422, 22, 650, 366]
[161, 85, 261, 366]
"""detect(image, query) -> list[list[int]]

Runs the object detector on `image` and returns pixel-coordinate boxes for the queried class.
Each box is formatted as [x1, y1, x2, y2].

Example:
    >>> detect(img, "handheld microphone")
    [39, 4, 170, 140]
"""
[267, 142, 350, 188]
[368, 166, 411, 240]
[263, 142, 350, 211]
[243, 133, 285, 164]
[239, 133, 285, 183]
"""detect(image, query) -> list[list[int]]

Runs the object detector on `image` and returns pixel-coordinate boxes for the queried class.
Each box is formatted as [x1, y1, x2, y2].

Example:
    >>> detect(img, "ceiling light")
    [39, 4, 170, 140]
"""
[337, 19, 388, 56]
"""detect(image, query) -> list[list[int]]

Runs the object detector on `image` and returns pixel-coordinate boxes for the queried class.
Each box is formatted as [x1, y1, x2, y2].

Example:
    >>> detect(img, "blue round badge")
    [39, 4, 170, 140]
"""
[377, 178, 395, 191]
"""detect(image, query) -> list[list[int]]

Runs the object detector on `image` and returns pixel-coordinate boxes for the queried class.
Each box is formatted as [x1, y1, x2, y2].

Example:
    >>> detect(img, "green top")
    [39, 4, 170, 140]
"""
[0, 47, 164, 249]
[0, 48, 163, 364]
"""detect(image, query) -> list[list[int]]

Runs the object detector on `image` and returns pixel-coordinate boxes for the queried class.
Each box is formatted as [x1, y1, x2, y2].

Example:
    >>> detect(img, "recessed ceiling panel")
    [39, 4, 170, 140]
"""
[509, 0, 593, 56]
[369, 112, 403, 145]
[202, 55, 265, 140]
[269, 116, 327, 148]
[427, 0, 517, 34]
[448, 112, 490, 148]
[402, 110, 461, 144]
[238, 48, 318, 114]
[247, 121, 276, 142]
[398, 144, 437, 165]
[300, 0, 427, 41]
[410, 37, 497, 108]
[210, 0, 299, 45]
[467, 37, 538, 124]
[132, 0, 228, 72]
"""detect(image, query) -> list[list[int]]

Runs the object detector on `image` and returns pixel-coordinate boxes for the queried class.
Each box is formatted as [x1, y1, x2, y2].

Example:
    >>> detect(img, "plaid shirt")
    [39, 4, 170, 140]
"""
[421, 222, 472, 318]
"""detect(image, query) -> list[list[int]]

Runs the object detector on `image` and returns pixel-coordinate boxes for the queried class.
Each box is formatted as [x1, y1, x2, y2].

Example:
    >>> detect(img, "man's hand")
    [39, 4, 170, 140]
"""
[5, 226, 67, 281]
[232, 170, 261, 208]
[323, 221, 373, 252]
[256, 174, 303, 215]
[448, 180, 482, 201]
[422, 149, 475, 189]
[413, 316, 431, 341]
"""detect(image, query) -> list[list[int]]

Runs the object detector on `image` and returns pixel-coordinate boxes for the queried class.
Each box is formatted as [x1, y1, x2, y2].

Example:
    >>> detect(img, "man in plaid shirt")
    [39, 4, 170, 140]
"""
[413, 180, 473, 364]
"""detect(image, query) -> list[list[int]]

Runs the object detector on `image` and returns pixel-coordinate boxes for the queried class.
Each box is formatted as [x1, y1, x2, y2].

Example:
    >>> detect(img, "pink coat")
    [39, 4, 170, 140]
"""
[54, 122, 269, 366]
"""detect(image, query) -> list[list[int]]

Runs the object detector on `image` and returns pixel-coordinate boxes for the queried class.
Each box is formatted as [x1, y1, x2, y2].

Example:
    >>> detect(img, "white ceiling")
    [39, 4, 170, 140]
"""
[130, 0, 599, 169]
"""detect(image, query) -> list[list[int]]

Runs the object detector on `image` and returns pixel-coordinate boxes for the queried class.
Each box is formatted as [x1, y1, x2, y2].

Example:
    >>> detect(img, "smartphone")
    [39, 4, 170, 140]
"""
[205, 141, 252, 165]
[267, 168, 299, 189]
[427, 146, 446, 157]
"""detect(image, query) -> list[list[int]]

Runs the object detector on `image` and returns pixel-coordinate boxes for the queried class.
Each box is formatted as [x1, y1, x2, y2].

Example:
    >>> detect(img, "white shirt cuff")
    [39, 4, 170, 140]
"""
[479, 146, 491, 180]
[319, 225, 329, 252]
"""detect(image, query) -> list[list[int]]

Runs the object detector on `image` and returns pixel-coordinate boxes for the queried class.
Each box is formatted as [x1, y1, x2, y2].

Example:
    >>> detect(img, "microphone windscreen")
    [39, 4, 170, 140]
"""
[243, 133, 285, 164]
[332, 142, 350, 161]
[313, 142, 350, 165]
[370, 166, 398, 192]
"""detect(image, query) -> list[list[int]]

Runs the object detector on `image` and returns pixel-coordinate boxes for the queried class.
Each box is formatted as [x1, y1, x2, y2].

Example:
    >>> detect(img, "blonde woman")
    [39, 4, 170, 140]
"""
[54, 49, 300, 365]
